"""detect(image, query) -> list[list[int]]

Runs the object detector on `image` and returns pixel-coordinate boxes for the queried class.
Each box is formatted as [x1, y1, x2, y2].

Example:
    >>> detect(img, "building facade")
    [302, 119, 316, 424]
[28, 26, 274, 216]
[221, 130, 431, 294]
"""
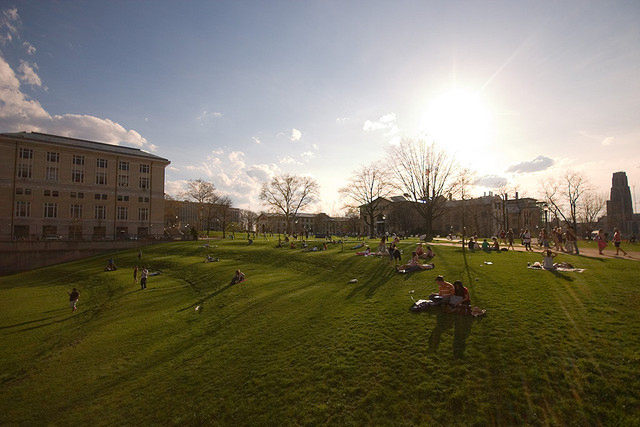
[0, 132, 170, 241]
[256, 212, 359, 236]
[602, 171, 639, 236]
[164, 199, 242, 233]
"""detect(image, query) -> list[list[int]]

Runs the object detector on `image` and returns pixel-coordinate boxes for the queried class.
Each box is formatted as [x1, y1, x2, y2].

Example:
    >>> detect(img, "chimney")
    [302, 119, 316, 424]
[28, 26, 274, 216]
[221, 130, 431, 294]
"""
[489, 191, 493, 197]
[515, 191, 519, 200]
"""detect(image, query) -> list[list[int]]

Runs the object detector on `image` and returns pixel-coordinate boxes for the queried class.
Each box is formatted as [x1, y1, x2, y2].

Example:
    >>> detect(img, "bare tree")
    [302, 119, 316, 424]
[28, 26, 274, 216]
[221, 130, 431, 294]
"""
[455, 168, 476, 247]
[240, 209, 258, 232]
[184, 179, 219, 231]
[387, 139, 458, 240]
[542, 172, 590, 254]
[339, 164, 393, 237]
[580, 191, 606, 235]
[214, 196, 233, 238]
[259, 174, 320, 234]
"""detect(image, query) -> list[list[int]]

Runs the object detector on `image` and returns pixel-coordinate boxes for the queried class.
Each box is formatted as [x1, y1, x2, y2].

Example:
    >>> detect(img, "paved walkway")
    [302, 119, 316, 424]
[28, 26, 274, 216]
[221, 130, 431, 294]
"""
[428, 239, 640, 261]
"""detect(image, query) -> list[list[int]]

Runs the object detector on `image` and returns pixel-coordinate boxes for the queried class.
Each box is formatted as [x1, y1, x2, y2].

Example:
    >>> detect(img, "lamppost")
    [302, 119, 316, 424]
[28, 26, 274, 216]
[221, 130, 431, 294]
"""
[542, 203, 549, 231]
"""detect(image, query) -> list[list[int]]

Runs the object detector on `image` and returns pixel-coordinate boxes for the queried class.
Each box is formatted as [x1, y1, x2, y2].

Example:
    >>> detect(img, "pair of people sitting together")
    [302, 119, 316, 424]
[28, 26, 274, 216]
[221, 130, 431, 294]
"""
[415, 243, 435, 260]
[429, 275, 470, 314]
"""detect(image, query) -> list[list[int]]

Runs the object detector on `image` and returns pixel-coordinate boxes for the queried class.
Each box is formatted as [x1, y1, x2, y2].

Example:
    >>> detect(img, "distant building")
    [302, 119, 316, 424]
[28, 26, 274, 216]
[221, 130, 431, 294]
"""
[0, 132, 169, 241]
[165, 199, 241, 232]
[361, 193, 542, 237]
[256, 212, 359, 236]
[601, 171, 639, 236]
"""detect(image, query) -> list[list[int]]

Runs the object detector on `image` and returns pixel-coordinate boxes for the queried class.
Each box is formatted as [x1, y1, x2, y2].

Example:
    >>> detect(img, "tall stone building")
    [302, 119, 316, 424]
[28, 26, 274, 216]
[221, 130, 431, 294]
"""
[0, 132, 170, 241]
[604, 171, 639, 236]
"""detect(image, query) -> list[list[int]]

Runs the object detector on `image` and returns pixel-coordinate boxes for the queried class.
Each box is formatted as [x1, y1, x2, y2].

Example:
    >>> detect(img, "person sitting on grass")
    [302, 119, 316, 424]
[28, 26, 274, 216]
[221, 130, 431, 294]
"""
[397, 252, 435, 272]
[230, 270, 246, 285]
[105, 258, 117, 271]
[481, 239, 490, 251]
[290, 241, 297, 249]
[68, 288, 80, 312]
[467, 237, 476, 251]
[205, 254, 219, 263]
[446, 281, 471, 314]
[430, 276, 454, 304]
[492, 238, 500, 251]
[542, 249, 556, 270]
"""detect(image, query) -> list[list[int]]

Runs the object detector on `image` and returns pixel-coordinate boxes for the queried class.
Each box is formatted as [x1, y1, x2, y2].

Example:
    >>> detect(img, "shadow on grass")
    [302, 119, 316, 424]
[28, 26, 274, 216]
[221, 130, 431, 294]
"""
[0, 315, 59, 330]
[427, 310, 475, 359]
[346, 262, 396, 299]
[177, 282, 236, 312]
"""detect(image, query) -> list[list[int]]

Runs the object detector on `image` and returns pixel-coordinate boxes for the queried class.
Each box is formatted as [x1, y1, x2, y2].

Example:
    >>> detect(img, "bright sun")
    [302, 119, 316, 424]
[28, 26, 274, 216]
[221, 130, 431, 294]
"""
[420, 88, 492, 153]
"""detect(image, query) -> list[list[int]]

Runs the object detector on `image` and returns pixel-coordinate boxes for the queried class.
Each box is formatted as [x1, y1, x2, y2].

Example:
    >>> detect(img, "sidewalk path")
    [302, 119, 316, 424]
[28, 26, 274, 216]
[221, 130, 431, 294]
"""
[428, 240, 640, 261]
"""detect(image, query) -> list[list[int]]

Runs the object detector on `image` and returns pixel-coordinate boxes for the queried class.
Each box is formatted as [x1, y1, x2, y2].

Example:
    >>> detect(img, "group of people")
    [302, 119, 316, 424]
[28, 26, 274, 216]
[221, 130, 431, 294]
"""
[396, 243, 435, 272]
[430, 276, 472, 315]
[596, 228, 629, 256]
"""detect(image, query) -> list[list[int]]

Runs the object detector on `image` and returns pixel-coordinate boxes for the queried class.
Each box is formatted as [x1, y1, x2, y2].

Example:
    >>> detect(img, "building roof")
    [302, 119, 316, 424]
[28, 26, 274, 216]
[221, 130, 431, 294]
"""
[0, 131, 169, 163]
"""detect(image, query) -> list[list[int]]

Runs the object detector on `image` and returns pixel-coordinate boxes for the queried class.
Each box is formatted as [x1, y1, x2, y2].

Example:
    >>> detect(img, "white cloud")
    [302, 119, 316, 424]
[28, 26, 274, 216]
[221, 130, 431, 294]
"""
[0, 54, 156, 151]
[601, 136, 614, 146]
[312, 143, 319, 151]
[290, 128, 302, 142]
[167, 166, 180, 172]
[336, 117, 350, 124]
[474, 175, 508, 188]
[196, 110, 223, 124]
[300, 151, 316, 162]
[17, 61, 41, 86]
[279, 155, 302, 165]
[363, 112, 397, 132]
[252, 136, 261, 144]
[176, 149, 281, 208]
[23, 41, 35, 55]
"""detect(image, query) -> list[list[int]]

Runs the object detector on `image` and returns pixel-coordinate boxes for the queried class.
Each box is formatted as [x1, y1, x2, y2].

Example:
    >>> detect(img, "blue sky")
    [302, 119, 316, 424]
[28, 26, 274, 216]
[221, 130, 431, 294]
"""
[1, 1, 639, 213]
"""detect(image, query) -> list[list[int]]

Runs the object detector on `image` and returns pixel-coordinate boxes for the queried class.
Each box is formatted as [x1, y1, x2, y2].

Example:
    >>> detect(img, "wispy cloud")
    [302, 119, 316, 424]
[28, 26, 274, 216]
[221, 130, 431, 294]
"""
[290, 128, 302, 142]
[363, 112, 397, 132]
[506, 155, 555, 173]
[279, 155, 302, 165]
[197, 110, 223, 124]
[336, 117, 350, 124]
[22, 41, 35, 55]
[0, 7, 19, 44]
[300, 151, 316, 162]
[474, 174, 507, 188]
[252, 136, 261, 144]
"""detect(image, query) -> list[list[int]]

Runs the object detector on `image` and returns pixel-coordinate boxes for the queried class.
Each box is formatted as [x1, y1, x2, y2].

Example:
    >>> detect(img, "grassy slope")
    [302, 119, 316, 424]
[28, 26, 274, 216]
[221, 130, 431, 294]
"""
[1, 238, 639, 425]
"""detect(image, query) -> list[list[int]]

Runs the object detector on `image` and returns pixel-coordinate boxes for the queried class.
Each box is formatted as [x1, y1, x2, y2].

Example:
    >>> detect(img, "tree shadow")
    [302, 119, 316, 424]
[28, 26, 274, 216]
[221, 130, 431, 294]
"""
[0, 315, 59, 330]
[177, 282, 236, 312]
[7, 314, 75, 334]
[549, 269, 574, 282]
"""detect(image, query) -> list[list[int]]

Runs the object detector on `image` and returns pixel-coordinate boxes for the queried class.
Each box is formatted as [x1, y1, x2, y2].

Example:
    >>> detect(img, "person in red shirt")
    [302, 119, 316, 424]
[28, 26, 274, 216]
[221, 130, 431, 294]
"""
[449, 281, 471, 314]
[433, 276, 454, 304]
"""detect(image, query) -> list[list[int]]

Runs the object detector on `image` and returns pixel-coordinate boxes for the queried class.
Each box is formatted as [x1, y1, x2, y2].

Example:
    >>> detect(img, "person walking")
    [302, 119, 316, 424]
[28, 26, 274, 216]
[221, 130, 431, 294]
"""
[68, 288, 80, 312]
[140, 267, 149, 290]
[596, 229, 607, 255]
[133, 265, 139, 284]
[523, 229, 532, 251]
[507, 228, 515, 250]
[613, 228, 628, 256]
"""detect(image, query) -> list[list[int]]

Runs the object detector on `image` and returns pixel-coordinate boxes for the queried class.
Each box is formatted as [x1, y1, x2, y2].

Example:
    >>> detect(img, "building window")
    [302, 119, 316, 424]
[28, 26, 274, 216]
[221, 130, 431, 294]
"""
[118, 175, 129, 187]
[15, 201, 30, 217]
[117, 195, 129, 202]
[117, 206, 128, 220]
[46, 166, 59, 181]
[140, 164, 150, 173]
[96, 158, 108, 168]
[138, 196, 150, 203]
[69, 225, 83, 240]
[72, 169, 84, 183]
[70, 204, 83, 219]
[43, 202, 58, 218]
[138, 208, 149, 221]
[47, 152, 59, 162]
[71, 192, 85, 199]
[94, 193, 108, 200]
[73, 155, 85, 165]
[118, 161, 129, 171]
[17, 163, 32, 178]
[16, 188, 23, 195]
[44, 189, 51, 196]
[19, 148, 33, 159]
[139, 177, 150, 189]
[95, 205, 106, 220]
[96, 171, 107, 185]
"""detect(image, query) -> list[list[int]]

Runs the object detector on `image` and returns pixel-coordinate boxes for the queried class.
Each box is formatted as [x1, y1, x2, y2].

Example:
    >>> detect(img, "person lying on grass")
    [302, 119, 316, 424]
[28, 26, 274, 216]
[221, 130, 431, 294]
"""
[351, 242, 365, 250]
[356, 246, 371, 256]
[230, 270, 246, 285]
[396, 252, 435, 272]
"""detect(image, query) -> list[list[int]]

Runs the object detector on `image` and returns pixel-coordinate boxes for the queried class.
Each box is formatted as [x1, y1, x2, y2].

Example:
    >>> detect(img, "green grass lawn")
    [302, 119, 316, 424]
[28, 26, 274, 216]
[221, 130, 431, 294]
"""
[1, 237, 639, 425]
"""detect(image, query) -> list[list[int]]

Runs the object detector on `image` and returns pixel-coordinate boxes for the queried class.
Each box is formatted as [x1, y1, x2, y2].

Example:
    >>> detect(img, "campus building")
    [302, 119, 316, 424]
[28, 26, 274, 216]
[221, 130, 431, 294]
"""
[361, 193, 542, 237]
[164, 199, 242, 233]
[256, 212, 361, 236]
[601, 171, 640, 237]
[0, 132, 170, 241]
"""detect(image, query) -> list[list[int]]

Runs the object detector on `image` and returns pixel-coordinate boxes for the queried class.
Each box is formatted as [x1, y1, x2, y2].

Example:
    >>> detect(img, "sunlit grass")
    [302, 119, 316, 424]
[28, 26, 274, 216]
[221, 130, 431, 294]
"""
[1, 237, 639, 425]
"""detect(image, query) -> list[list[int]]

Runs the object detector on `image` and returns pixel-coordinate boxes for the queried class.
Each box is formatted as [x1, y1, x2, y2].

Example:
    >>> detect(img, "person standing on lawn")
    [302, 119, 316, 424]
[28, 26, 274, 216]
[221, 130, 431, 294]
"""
[613, 228, 628, 256]
[68, 288, 80, 312]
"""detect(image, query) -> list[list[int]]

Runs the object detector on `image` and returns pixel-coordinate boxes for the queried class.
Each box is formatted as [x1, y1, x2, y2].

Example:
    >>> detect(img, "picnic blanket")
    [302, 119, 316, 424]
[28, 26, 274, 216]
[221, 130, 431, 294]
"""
[528, 265, 585, 273]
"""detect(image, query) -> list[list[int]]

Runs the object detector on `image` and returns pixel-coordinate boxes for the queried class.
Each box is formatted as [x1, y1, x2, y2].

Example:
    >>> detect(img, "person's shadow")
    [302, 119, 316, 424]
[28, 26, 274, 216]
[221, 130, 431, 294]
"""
[428, 309, 474, 359]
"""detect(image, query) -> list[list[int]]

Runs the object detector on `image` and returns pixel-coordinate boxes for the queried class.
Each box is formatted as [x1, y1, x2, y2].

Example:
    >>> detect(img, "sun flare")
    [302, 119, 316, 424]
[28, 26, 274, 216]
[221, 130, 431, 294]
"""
[420, 88, 492, 153]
